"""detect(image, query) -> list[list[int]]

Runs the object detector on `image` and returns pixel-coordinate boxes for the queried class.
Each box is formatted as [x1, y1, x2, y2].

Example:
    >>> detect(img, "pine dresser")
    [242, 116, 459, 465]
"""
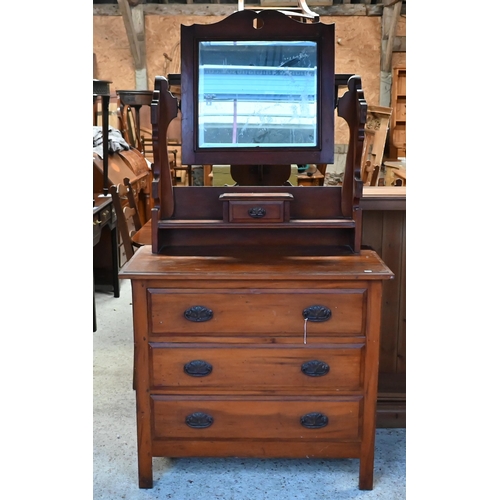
[119, 245, 394, 489]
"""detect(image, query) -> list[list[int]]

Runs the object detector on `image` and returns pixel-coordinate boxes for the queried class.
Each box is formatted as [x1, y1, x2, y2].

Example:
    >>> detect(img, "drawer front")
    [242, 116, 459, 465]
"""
[93, 214, 102, 246]
[151, 396, 361, 441]
[149, 289, 366, 336]
[99, 207, 112, 225]
[150, 344, 363, 392]
[228, 201, 286, 223]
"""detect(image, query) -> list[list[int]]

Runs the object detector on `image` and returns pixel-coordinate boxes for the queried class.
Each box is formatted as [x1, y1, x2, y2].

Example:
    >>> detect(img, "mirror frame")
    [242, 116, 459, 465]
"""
[180, 9, 335, 166]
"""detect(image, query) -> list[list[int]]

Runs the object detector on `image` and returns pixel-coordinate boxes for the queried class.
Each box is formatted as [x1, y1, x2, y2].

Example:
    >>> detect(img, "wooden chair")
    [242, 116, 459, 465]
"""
[167, 113, 192, 186]
[140, 132, 153, 161]
[109, 178, 143, 262]
[110, 178, 148, 392]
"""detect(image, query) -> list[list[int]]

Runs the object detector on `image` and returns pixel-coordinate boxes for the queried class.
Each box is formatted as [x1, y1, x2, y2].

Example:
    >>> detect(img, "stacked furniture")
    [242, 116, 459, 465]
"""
[93, 148, 151, 267]
[389, 67, 406, 159]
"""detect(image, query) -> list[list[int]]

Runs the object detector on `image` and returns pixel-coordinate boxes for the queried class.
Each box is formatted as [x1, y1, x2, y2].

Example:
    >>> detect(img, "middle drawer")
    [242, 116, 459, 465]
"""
[150, 343, 364, 393]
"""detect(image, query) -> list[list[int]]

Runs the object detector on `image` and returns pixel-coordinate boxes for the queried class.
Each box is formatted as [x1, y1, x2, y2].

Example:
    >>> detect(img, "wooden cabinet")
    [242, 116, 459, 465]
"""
[93, 194, 120, 332]
[93, 194, 119, 299]
[119, 247, 393, 490]
[389, 67, 406, 158]
[361, 187, 406, 427]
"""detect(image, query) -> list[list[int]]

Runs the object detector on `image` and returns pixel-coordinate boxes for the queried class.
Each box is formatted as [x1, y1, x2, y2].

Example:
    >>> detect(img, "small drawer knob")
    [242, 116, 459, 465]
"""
[184, 360, 213, 377]
[185, 412, 214, 429]
[300, 412, 329, 429]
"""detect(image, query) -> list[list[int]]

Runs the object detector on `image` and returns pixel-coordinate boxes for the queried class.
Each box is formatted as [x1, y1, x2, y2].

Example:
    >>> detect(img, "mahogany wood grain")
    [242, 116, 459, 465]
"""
[151, 17, 367, 257]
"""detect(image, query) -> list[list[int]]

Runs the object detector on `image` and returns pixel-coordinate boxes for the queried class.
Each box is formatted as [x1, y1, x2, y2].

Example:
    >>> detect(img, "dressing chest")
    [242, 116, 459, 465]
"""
[119, 8, 394, 490]
[120, 246, 393, 489]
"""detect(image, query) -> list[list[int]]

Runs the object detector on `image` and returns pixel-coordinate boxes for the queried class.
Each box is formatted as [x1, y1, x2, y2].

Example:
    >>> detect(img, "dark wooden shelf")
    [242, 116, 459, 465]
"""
[377, 372, 406, 428]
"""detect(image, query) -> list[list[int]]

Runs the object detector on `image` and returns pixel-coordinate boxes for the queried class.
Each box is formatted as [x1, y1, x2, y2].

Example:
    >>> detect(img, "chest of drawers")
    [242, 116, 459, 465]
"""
[119, 246, 393, 490]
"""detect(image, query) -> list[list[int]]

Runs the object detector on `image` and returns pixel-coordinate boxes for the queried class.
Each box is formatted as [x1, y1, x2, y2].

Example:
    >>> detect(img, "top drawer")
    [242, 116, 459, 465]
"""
[148, 288, 366, 336]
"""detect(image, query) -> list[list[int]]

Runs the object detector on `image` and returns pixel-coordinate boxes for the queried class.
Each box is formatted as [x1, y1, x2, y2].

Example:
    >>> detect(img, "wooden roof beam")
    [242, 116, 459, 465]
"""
[117, 0, 148, 89]
[117, 0, 142, 68]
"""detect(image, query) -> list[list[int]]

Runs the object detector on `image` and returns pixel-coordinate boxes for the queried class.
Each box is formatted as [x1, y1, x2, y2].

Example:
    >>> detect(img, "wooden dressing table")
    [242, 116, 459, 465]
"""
[120, 9, 394, 491]
[121, 246, 393, 490]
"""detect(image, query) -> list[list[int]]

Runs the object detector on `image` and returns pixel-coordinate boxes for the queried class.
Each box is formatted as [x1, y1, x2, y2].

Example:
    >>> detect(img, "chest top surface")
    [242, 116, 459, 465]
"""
[119, 246, 393, 282]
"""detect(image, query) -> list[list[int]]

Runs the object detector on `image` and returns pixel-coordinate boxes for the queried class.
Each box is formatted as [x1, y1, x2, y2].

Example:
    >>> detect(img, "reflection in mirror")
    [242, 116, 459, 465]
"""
[198, 41, 317, 149]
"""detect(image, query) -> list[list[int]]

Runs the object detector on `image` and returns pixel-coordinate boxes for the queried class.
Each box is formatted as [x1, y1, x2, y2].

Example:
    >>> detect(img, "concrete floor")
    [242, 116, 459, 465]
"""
[94, 279, 406, 499]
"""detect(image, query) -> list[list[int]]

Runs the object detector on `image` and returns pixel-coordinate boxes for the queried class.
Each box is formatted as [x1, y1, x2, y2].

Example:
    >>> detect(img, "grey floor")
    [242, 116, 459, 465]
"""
[94, 279, 406, 500]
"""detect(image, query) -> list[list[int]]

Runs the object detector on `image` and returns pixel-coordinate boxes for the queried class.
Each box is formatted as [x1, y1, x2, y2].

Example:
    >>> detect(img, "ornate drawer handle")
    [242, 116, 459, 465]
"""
[248, 207, 266, 218]
[184, 305, 213, 322]
[301, 360, 330, 377]
[300, 412, 329, 429]
[302, 305, 332, 322]
[184, 360, 213, 377]
[185, 412, 214, 429]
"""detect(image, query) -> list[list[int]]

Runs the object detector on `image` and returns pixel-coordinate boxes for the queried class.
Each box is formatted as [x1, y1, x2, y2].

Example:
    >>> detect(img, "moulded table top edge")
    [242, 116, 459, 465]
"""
[119, 246, 394, 281]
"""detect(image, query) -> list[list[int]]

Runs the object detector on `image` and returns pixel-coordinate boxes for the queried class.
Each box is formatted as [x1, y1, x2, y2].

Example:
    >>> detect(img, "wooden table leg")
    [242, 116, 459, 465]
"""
[111, 225, 120, 298]
[359, 446, 375, 490]
[134, 281, 153, 488]
[138, 451, 153, 489]
[93, 273, 97, 332]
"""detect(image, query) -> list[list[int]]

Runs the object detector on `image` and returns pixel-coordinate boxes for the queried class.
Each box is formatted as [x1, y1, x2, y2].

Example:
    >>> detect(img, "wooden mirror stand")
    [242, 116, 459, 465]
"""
[149, 10, 367, 257]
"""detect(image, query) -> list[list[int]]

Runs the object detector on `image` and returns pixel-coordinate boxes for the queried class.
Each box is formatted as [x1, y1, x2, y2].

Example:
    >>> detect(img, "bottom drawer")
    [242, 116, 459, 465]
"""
[151, 396, 361, 441]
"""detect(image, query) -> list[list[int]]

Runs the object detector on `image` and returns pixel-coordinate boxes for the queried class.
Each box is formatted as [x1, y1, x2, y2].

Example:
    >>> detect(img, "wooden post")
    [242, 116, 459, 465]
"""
[117, 0, 148, 90]
[379, 0, 402, 107]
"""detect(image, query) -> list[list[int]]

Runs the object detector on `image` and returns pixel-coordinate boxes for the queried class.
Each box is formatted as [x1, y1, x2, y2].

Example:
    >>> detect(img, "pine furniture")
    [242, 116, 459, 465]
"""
[120, 246, 393, 489]
[119, 9, 395, 490]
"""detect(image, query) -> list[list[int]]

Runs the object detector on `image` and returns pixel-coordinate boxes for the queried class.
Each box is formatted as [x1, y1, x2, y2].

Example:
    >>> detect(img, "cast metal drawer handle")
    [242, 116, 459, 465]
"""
[184, 305, 213, 322]
[300, 412, 329, 429]
[301, 360, 330, 377]
[184, 360, 213, 377]
[248, 207, 266, 218]
[185, 412, 214, 429]
[302, 305, 332, 322]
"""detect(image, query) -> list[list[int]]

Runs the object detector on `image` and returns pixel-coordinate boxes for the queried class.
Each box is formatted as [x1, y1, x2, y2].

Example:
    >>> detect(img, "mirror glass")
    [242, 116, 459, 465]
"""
[198, 41, 318, 149]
